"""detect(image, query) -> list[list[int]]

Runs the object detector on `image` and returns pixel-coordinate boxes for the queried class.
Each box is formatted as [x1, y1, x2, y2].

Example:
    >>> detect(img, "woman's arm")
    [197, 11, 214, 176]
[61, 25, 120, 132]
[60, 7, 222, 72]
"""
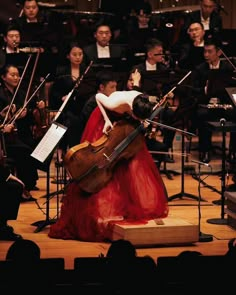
[95, 93, 114, 134]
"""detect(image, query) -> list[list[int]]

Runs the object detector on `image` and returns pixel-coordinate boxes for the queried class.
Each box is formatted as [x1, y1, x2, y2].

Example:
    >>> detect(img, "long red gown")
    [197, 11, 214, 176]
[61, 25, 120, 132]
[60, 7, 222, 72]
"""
[48, 107, 169, 241]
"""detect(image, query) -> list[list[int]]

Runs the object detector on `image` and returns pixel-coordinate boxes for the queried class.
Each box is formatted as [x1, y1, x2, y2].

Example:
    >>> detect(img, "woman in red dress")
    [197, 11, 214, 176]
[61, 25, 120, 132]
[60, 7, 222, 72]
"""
[48, 90, 169, 241]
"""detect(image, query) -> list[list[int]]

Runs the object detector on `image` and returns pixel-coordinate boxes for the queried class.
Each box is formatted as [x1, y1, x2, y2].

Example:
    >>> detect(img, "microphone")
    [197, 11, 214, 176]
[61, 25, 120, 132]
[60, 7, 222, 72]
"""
[191, 159, 211, 167]
[220, 118, 226, 126]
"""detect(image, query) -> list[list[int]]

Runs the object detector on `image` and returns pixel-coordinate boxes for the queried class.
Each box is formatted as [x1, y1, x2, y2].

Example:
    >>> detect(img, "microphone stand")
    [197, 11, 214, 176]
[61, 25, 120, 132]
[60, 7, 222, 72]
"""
[147, 119, 202, 201]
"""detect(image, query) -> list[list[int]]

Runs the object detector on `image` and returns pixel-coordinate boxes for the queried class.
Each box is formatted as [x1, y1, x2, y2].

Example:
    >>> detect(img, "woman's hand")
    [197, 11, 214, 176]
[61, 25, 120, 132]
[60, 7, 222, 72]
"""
[103, 119, 113, 135]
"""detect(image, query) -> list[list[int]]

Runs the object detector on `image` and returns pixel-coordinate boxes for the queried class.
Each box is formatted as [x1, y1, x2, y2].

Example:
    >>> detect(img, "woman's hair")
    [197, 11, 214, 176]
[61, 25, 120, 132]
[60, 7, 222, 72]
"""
[0, 64, 17, 76]
[65, 40, 84, 55]
[132, 94, 153, 119]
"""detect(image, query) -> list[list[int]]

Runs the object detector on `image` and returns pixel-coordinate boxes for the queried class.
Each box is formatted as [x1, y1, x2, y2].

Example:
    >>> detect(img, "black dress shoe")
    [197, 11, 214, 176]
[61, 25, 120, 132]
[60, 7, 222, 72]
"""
[0, 225, 22, 241]
[21, 190, 36, 202]
[201, 152, 210, 163]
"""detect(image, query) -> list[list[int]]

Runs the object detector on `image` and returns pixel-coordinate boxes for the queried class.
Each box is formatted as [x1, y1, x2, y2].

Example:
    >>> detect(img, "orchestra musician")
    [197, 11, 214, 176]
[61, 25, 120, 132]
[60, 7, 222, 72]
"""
[176, 22, 206, 70]
[82, 22, 127, 65]
[125, 68, 173, 168]
[11, 0, 60, 54]
[181, 0, 223, 42]
[48, 40, 89, 163]
[191, 38, 236, 163]
[0, 64, 40, 200]
[15, 0, 41, 23]
[48, 89, 169, 242]
[132, 38, 176, 161]
[0, 23, 21, 69]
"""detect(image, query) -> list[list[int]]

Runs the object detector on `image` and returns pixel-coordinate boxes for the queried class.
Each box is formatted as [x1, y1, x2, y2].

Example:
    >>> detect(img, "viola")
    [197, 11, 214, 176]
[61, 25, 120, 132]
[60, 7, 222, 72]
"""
[64, 120, 146, 193]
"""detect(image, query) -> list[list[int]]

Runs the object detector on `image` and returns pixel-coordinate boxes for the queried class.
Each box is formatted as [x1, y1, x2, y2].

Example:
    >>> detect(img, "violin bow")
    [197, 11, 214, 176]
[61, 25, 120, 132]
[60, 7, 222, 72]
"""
[24, 49, 40, 104]
[152, 70, 192, 113]
[2, 54, 33, 126]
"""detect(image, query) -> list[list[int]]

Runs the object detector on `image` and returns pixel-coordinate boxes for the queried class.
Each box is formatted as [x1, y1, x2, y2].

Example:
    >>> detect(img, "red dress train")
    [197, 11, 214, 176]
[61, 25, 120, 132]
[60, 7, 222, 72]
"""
[48, 107, 169, 241]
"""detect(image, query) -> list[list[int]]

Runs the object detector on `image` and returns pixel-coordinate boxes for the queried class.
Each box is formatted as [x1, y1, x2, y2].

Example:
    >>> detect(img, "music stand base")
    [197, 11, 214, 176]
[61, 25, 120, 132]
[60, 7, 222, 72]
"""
[168, 192, 204, 202]
[212, 199, 221, 205]
[207, 218, 228, 225]
[199, 232, 213, 242]
[31, 219, 57, 233]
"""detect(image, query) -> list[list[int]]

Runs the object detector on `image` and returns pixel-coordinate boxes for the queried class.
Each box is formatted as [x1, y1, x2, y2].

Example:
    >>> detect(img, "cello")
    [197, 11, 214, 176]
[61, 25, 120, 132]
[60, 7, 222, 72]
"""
[64, 120, 146, 193]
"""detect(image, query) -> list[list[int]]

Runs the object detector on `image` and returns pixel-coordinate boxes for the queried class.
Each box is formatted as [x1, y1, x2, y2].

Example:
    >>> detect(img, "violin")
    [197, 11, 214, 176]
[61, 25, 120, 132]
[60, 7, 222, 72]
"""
[32, 103, 49, 141]
[64, 120, 145, 193]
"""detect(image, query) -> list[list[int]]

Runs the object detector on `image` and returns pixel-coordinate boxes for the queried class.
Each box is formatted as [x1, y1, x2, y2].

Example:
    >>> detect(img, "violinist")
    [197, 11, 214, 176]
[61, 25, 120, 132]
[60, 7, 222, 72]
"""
[48, 87, 169, 242]
[0, 64, 39, 201]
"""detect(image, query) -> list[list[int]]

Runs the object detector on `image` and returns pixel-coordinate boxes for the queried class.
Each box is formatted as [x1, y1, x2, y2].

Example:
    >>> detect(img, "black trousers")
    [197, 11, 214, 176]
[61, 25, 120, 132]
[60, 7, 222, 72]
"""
[5, 134, 39, 191]
[0, 179, 23, 222]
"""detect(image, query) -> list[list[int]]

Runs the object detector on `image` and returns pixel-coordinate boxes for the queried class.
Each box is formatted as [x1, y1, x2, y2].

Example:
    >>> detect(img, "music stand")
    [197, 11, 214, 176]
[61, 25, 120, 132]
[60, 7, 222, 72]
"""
[168, 127, 201, 202]
[31, 121, 67, 233]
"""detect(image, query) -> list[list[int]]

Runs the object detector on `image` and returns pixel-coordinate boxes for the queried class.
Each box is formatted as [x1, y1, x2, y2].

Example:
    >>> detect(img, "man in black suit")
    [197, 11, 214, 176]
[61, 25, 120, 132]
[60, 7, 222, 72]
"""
[180, 0, 222, 43]
[177, 22, 206, 70]
[191, 38, 236, 163]
[83, 23, 127, 66]
[0, 152, 24, 240]
[132, 38, 179, 162]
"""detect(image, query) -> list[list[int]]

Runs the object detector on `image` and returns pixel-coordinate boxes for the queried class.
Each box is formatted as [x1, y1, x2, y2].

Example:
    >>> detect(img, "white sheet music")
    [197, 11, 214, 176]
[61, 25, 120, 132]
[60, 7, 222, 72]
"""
[31, 122, 67, 163]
